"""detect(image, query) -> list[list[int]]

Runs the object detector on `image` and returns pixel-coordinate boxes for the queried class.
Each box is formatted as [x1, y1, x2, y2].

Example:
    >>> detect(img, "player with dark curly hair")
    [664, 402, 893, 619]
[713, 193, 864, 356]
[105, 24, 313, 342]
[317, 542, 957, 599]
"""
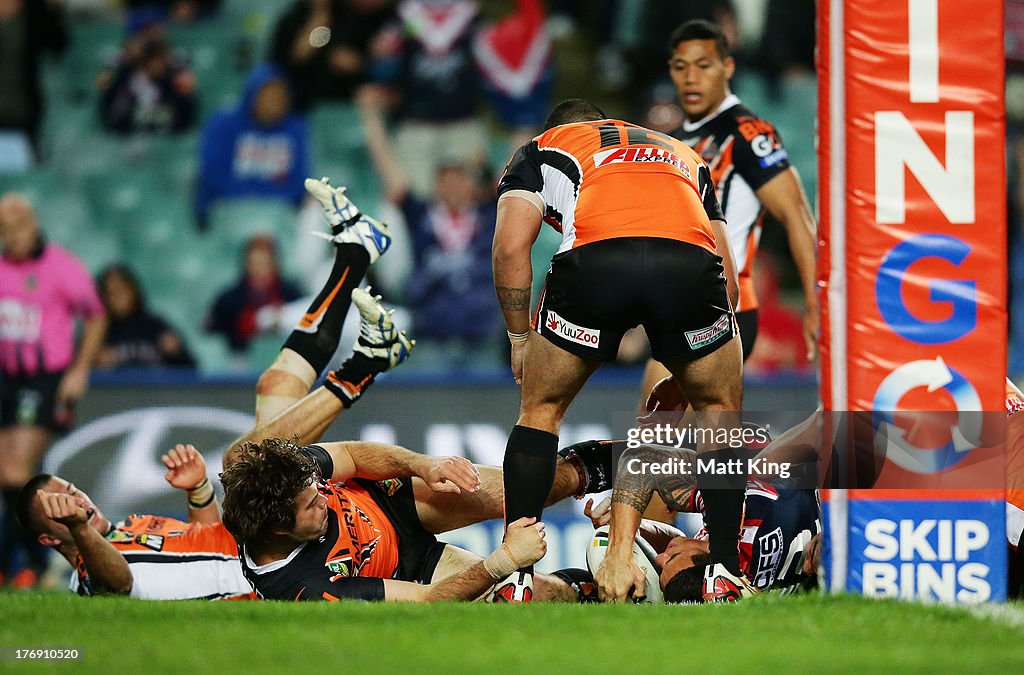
[220, 435, 612, 602]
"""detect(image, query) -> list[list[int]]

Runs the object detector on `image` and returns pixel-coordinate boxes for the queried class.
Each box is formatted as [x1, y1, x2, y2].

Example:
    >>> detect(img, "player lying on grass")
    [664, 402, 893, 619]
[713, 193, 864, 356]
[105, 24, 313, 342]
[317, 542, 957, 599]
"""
[16, 444, 255, 599]
[221, 438, 597, 602]
[13, 177, 409, 599]
[588, 377, 824, 602]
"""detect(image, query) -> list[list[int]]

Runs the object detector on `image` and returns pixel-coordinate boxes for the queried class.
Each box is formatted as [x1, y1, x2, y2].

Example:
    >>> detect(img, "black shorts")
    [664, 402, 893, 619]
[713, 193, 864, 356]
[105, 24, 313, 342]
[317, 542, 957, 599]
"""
[533, 237, 736, 363]
[355, 478, 447, 584]
[736, 309, 758, 361]
[0, 372, 72, 431]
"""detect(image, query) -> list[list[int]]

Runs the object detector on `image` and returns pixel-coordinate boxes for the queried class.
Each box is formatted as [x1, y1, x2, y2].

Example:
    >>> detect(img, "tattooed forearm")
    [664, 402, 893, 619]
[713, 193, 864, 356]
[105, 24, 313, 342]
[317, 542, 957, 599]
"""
[611, 444, 696, 514]
[611, 486, 654, 514]
[496, 286, 531, 312]
[609, 445, 658, 514]
[656, 479, 696, 513]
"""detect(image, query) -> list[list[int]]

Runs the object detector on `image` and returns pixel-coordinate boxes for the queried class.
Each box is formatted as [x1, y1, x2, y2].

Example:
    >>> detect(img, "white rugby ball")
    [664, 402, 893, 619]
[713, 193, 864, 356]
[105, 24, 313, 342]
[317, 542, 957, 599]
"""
[586, 525, 664, 604]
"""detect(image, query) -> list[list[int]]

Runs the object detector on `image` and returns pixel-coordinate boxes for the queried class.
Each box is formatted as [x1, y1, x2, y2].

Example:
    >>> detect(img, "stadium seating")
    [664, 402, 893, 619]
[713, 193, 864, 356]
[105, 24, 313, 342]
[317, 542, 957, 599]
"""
[1, 4, 821, 373]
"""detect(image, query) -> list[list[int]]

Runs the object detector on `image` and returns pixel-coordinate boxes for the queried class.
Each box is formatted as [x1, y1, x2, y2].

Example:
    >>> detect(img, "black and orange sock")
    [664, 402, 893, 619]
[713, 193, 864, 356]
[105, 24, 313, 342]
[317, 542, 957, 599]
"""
[283, 245, 370, 375]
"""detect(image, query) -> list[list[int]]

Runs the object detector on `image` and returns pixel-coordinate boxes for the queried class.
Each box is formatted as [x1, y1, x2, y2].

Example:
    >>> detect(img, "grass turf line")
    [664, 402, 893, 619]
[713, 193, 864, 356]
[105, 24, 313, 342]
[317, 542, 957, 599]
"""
[0, 592, 1021, 673]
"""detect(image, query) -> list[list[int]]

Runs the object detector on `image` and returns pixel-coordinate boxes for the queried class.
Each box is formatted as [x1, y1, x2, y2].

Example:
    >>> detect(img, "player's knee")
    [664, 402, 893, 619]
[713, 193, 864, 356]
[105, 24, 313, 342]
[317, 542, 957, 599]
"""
[688, 396, 741, 413]
[518, 404, 565, 432]
[256, 368, 308, 400]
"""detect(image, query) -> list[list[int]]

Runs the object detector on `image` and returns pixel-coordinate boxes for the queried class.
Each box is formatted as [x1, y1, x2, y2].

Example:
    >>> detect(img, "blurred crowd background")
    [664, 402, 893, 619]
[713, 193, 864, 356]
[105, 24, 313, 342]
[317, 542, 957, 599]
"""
[4, 0, 1017, 377]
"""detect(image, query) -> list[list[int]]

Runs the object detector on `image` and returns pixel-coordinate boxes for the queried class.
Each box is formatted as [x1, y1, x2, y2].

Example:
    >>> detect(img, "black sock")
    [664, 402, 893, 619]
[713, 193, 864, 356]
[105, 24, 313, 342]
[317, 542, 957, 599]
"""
[696, 447, 748, 576]
[503, 425, 558, 575]
[283, 245, 370, 375]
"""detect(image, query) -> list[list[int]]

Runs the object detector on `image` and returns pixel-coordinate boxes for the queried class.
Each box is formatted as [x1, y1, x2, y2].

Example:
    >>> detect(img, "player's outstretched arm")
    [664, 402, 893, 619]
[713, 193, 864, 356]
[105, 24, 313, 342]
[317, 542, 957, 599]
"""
[385, 517, 547, 602]
[38, 490, 133, 595]
[162, 444, 220, 524]
[752, 409, 833, 480]
[316, 441, 481, 494]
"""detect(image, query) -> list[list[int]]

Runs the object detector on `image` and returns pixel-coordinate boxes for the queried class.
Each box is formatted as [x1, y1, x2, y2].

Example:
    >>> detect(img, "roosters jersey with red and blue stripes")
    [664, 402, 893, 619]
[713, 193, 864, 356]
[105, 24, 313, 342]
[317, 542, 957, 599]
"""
[693, 479, 820, 593]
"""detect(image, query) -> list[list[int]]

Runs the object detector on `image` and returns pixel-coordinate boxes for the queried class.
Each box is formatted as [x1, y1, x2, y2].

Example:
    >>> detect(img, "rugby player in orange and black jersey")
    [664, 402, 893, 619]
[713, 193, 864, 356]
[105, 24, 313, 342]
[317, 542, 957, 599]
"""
[672, 99, 788, 342]
[225, 441, 550, 602]
[666, 19, 819, 361]
[17, 444, 253, 600]
[234, 445, 417, 601]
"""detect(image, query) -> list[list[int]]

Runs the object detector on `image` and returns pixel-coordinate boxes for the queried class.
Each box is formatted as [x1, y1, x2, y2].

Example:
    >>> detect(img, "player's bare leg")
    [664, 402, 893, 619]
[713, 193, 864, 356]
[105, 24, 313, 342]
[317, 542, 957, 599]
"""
[663, 334, 755, 601]
[255, 349, 318, 425]
[495, 333, 601, 601]
[517, 332, 602, 433]
[225, 288, 413, 465]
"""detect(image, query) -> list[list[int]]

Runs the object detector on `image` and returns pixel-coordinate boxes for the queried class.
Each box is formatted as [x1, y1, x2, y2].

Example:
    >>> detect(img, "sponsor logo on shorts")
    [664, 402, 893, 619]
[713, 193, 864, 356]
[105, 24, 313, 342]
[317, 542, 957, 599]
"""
[685, 314, 731, 350]
[545, 310, 600, 348]
[593, 147, 685, 172]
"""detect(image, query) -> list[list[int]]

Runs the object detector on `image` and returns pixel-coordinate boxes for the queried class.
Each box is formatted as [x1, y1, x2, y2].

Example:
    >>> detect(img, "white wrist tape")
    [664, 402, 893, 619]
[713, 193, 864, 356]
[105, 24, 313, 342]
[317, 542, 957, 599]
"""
[507, 330, 529, 345]
[483, 543, 519, 580]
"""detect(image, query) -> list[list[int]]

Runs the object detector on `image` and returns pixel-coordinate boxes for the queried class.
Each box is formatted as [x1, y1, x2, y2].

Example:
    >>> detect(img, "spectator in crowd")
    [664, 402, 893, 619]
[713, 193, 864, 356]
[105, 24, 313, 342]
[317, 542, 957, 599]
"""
[124, 0, 222, 27]
[0, 0, 69, 166]
[757, 0, 815, 98]
[195, 64, 309, 230]
[269, 0, 396, 109]
[473, 0, 553, 147]
[358, 85, 499, 356]
[0, 193, 106, 588]
[373, 0, 487, 196]
[97, 32, 198, 135]
[95, 264, 196, 369]
[205, 236, 303, 355]
[593, 0, 738, 108]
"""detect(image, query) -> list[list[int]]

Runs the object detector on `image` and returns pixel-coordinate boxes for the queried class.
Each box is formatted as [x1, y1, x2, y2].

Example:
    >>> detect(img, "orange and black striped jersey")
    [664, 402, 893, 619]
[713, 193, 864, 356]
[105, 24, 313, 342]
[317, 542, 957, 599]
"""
[498, 119, 724, 254]
[239, 479, 400, 601]
[71, 516, 253, 600]
[672, 96, 791, 312]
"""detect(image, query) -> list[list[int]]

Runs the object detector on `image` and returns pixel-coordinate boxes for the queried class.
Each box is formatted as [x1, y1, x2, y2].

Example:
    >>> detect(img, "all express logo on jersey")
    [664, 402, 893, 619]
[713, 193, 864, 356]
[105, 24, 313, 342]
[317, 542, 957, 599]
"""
[592, 147, 692, 180]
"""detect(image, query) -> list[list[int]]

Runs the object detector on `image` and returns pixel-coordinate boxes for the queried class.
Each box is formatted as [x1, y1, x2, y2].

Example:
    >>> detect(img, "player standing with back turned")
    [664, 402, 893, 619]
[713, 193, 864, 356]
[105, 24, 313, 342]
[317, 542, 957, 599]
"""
[492, 99, 755, 602]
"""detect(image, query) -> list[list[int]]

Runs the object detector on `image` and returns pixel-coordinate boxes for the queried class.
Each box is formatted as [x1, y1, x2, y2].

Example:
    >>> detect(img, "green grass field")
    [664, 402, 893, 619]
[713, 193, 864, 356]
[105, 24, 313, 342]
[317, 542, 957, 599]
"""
[0, 593, 1022, 673]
